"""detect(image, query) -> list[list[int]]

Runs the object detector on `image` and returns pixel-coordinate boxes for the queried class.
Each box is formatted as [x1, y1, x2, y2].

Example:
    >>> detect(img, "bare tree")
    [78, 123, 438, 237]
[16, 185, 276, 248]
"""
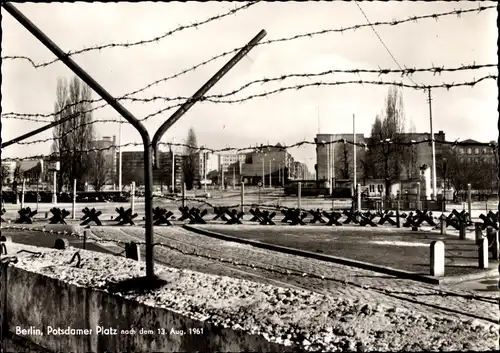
[52, 76, 95, 192]
[336, 142, 352, 179]
[183, 127, 199, 190]
[366, 87, 408, 196]
[1, 164, 11, 185]
[88, 150, 113, 192]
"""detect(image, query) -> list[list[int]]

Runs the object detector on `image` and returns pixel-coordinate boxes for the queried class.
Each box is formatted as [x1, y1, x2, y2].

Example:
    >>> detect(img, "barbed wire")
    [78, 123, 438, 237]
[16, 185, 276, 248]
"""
[3, 4, 493, 71]
[1, 1, 260, 69]
[3, 61, 496, 123]
[2, 5, 494, 122]
[3, 137, 497, 162]
[2, 73, 495, 138]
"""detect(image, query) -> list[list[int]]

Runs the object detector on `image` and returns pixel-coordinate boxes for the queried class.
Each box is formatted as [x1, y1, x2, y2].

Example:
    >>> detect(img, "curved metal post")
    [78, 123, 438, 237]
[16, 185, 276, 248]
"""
[2, 2, 155, 278]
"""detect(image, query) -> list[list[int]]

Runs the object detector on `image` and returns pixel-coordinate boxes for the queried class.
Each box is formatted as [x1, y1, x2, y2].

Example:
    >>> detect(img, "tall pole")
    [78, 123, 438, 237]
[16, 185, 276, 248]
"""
[262, 158, 265, 188]
[204, 151, 207, 192]
[278, 164, 281, 187]
[36, 177, 39, 211]
[269, 159, 272, 188]
[52, 170, 57, 205]
[171, 149, 175, 193]
[428, 88, 437, 201]
[233, 165, 236, 189]
[327, 139, 331, 194]
[353, 114, 357, 198]
[221, 166, 225, 190]
[72, 178, 76, 220]
[118, 117, 122, 192]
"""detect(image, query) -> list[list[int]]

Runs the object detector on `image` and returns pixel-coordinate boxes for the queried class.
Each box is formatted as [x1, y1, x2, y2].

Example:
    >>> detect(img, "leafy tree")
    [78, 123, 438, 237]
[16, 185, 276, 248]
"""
[52, 76, 95, 192]
[183, 127, 199, 190]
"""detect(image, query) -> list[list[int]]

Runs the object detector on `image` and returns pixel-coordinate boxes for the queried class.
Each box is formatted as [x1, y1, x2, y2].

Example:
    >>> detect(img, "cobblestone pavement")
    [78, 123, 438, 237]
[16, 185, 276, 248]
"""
[90, 226, 499, 325]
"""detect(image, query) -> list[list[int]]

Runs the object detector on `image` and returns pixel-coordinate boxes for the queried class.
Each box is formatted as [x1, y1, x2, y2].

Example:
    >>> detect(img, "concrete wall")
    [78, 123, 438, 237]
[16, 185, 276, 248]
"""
[4, 266, 294, 352]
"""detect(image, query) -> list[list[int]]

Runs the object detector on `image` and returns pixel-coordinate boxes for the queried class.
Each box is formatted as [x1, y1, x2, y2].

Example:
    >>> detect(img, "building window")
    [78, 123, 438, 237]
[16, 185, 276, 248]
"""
[474, 148, 479, 155]
[459, 148, 464, 154]
[482, 148, 487, 154]
[369, 185, 374, 192]
[467, 148, 472, 155]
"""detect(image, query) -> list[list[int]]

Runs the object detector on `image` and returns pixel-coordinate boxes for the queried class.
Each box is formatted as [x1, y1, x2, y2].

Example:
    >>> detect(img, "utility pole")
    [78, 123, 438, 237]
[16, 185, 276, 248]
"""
[269, 159, 272, 188]
[232, 165, 235, 189]
[118, 117, 122, 192]
[353, 114, 357, 199]
[327, 138, 331, 194]
[171, 146, 175, 193]
[262, 157, 265, 188]
[428, 88, 437, 201]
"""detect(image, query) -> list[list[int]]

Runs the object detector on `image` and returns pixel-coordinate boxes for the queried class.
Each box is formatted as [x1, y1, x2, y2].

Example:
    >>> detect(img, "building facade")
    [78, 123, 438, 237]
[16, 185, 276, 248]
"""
[315, 131, 447, 191]
[119, 151, 184, 192]
[239, 145, 298, 186]
[90, 136, 117, 187]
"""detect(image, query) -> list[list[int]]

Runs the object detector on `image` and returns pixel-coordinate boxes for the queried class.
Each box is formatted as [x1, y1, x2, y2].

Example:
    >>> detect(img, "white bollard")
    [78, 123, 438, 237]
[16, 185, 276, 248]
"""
[357, 183, 361, 212]
[131, 182, 136, 214]
[430, 241, 445, 277]
[478, 238, 488, 269]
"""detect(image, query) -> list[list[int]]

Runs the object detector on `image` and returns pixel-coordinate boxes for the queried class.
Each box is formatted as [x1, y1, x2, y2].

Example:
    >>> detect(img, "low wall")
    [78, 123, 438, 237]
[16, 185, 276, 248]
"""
[4, 266, 291, 352]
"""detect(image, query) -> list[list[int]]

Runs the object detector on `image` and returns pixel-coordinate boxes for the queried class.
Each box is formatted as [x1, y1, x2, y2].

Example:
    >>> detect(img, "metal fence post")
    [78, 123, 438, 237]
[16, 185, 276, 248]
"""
[2, 3, 266, 281]
[72, 178, 76, 220]
[467, 183, 472, 222]
[52, 170, 57, 205]
[416, 182, 421, 211]
[357, 183, 361, 212]
[240, 182, 245, 213]
[182, 182, 186, 208]
[21, 178, 25, 209]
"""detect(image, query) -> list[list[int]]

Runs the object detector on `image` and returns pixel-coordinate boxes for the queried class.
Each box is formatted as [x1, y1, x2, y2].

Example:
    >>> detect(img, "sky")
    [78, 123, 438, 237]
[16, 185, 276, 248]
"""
[1, 1, 498, 171]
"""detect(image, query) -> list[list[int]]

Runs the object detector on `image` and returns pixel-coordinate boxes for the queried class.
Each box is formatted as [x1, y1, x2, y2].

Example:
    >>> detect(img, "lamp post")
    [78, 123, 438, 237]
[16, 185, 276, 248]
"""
[262, 157, 265, 188]
[269, 159, 272, 188]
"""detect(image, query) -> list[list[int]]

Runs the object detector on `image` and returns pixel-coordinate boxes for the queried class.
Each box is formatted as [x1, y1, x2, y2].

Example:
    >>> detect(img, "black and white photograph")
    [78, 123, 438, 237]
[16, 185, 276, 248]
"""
[0, 1, 499, 352]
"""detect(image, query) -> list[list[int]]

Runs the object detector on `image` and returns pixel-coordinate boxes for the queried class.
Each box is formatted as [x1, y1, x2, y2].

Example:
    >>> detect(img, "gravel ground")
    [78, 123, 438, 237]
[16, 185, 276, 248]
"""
[8, 242, 499, 352]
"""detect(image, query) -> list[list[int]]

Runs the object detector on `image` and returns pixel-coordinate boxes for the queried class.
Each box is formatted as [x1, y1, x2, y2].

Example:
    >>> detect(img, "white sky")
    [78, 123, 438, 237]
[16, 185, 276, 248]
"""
[1, 1, 498, 171]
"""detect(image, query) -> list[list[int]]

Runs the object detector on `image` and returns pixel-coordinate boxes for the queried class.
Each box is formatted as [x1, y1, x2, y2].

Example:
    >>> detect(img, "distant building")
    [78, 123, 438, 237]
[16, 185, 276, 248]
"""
[91, 136, 117, 186]
[239, 144, 297, 186]
[315, 131, 447, 191]
[199, 152, 218, 184]
[119, 151, 184, 191]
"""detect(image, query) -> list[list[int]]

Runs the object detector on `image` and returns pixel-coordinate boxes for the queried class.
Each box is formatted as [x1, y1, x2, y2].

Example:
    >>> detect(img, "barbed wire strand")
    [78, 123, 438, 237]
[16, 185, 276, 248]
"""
[1, 1, 260, 68]
[354, 1, 421, 88]
[2, 73, 496, 133]
[2, 5, 494, 122]
[3, 137, 497, 162]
